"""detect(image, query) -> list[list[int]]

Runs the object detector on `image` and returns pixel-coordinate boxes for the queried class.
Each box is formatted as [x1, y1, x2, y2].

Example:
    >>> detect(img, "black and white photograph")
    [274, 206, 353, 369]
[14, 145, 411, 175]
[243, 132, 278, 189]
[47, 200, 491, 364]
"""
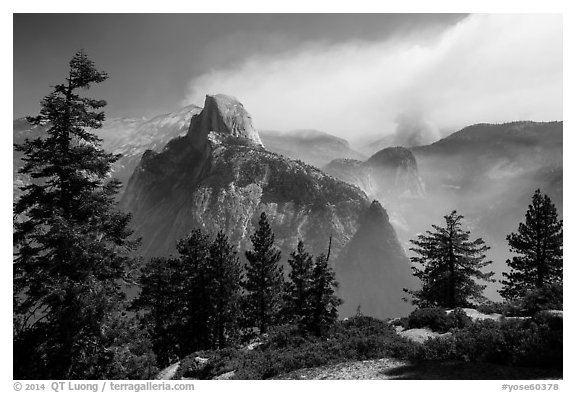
[9, 6, 568, 385]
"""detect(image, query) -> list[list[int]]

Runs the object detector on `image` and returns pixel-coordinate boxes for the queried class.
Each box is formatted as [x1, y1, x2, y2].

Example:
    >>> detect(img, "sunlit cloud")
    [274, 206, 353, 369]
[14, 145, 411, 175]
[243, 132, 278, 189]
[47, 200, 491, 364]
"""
[183, 14, 562, 141]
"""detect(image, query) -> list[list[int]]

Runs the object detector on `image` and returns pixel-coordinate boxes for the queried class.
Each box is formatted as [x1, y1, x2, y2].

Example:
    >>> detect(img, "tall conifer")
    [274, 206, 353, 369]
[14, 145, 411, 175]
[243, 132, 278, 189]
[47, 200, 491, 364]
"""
[305, 250, 342, 336]
[243, 212, 284, 334]
[135, 229, 242, 364]
[500, 189, 563, 300]
[209, 230, 243, 348]
[284, 240, 314, 324]
[13, 50, 139, 379]
[404, 211, 494, 308]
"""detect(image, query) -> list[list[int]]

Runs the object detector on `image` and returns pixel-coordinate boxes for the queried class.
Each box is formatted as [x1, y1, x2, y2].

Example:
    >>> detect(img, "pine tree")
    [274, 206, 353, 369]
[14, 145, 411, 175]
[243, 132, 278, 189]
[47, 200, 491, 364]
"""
[499, 189, 563, 300]
[305, 248, 342, 336]
[135, 229, 212, 366]
[100, 313, 158, 380]
[209, 230, 243, 348]
[135, 229, 243, 363]
[404, 211, 494, 308]
[243, 212, 284, 334]
[13, 50, 139, 379]
[134, 256, 187, 367]
[283, 240, 314, 324]
[176, 229, 213, 352]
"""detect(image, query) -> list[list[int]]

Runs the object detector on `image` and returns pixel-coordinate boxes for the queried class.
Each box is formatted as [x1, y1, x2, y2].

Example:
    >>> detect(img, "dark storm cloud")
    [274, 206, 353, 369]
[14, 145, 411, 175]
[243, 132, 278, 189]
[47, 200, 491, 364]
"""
[183, 14, 562, 140]
[13, 13, 465, 120]
[14, 14, 561, 143]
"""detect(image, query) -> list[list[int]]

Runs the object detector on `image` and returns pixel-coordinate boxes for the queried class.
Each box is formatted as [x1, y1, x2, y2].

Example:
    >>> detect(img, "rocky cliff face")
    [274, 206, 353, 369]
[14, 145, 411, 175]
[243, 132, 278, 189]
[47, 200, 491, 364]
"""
[98, 105, 203, 187]
[335, 201, 416, 318]
[122, 94, 367, 258]
[324, 146, 425, 202]
[365, 147, 425, 198]
[187, 94, 263, 151]
[120, 94, 413, 318]
[323, 147, 426, 251]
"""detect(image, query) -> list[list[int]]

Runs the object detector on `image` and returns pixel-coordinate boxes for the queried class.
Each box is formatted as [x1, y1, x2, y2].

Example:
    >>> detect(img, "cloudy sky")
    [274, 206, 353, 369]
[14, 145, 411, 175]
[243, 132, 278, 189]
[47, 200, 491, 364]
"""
[14, 14, 562, 141]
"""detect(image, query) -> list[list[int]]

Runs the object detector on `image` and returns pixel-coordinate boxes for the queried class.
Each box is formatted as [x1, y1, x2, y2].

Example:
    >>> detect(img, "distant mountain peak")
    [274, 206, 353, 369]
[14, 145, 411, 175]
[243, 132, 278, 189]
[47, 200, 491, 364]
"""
[324, 146, 425, 201]
[187, 94, 263, 151]
[119, 94, 413, 318]
[413, 121, 563, 156]
[259, 129, 365, 168]
[144, 104, 201, 123]
[278, 129, 349, 145]
[365, 146, 418, 170]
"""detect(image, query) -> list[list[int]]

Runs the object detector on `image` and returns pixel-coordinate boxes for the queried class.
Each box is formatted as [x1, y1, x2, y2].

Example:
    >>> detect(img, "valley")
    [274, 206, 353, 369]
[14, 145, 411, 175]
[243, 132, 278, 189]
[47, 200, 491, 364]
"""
[13, 98, 563, 307]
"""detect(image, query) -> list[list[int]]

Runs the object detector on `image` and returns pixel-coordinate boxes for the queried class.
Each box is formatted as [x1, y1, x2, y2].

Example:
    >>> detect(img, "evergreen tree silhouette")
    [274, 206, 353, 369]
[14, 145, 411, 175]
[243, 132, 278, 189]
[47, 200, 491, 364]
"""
[305, 246, 343, 336]
[13, 50, 140, 378]
[404, 211, 494, 308]
[209, 230, 243, 348]
[500, 189, 563, 300]
[243, 212, 284, 334]
[283, 240, 314, 325]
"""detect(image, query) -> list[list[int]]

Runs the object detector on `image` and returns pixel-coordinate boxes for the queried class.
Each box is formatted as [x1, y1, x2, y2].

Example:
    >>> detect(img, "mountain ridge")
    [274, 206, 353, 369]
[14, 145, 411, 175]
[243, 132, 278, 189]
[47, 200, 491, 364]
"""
[13, 103, 562, 306]
[120, 94, 414, 319]
[259, 128, 366, 168]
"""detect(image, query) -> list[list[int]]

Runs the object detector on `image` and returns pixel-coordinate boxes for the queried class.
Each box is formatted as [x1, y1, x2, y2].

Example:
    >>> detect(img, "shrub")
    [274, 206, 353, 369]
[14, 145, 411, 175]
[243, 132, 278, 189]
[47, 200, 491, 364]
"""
[390, 317, 409, 329]
[175, 311, 562, 379]
[177, 354, 215, 380]
[450, 308, 473, 330]
[500, 300, 526, 317]
[475, 301, 507, 315]
[532, 310, 563, 331]
[266, 324, 311, 349]
[407, 307, 448, 332]
[412, 317, 563, 370]
[521, 284, 563, 315]
[501, 317, 562, 368]
[453, 319, 508, 364]
[341, 315, 394, 335]
[407, 307, 471, 333]
[420, 336, 457, 361]
[230, 317, 416, 379]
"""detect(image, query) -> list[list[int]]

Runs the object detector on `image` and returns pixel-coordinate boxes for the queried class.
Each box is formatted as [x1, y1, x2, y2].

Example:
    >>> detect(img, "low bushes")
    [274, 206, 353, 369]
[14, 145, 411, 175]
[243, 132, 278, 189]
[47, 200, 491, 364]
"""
[521, 284, 563, 316]
[412, 315, 562, 369]
[475, 301, 508, 315]
[390, 317, 409, 329]
[176, 315, 420, 379]
[476, 284, 563, 317]
[407, 307, 472, 333]
[174, 310, 562, 379]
